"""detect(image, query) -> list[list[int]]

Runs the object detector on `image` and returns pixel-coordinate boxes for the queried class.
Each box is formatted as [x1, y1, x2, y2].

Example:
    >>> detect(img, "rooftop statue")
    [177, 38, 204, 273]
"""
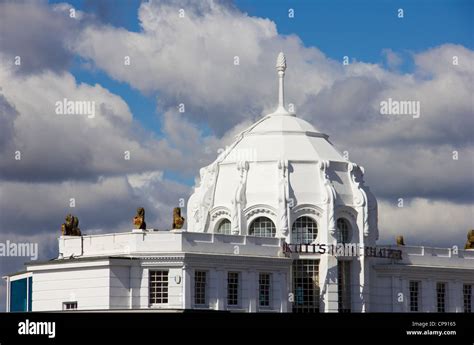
[396, 235, 405, 246]
[464, 229, 474, 249]
[172, 207, 185, 229]
[133, 207, 147, 230]
[61, 214, 81, 236]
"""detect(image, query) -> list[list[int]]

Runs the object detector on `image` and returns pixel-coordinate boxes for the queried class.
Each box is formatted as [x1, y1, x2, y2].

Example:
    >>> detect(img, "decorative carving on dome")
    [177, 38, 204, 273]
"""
[210, 207, 231, 221]
[348, 163, 369, 236]
[231, 161, 249, 235]
[187, 164, 218, 232]
[347, 163, 378, 238]
[292, 204, 323, 219]
[318, 160, 337, 235]
[277, 159, 290, 237]
[245, 205, 277, 219]
[276, 52, 287, 72]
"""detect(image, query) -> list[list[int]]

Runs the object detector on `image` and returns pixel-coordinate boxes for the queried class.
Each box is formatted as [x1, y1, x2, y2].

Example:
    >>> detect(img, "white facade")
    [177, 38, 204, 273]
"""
[4, 53, 474, 313]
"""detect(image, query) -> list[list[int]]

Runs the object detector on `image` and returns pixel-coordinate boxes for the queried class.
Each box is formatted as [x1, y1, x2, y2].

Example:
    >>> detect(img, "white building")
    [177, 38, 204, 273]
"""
[4, 53, 473, 313]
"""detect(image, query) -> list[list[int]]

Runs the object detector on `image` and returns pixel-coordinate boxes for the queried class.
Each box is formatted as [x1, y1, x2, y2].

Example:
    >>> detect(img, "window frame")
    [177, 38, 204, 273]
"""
[336, 218, 351, 244]
[436, 282, 447, 313]
[149, 270, 169, 306]
[216, 218, 231, 235]
[463, 284, 472, 313]
[409, 280, 421, 312]
[258, 272, 272, 309]
[248, 216, 276, 238]
[291, 216, 318, 244]
[227, 272, 240, 308]
[194, 270, 208, 307]
[62, 301, 78, 311]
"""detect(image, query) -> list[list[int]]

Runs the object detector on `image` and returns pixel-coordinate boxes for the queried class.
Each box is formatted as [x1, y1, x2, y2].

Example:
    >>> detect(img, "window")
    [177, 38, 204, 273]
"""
[9, 276, 32, 312]
[409, 281, 420, 312]
[248, 217, 276, 237]
[194, 271, 207, 306]
[338, 261, 351, 313]
[292, 260, 320, 313]
[149, 270, 168, 305]
[463, 284, 472, 313]
[63, 302, 77, 311]
[227, 272, 240, 307]
[436, 282, 447, 312]
[258, 273, 272, 308]
[292, 216, 318, 244]
[336, 218, 351, 244]
[216, 219, 231, 234]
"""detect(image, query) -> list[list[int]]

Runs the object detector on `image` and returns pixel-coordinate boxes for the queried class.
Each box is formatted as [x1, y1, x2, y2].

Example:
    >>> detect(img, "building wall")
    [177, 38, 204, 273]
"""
[32, 267, 111, 311]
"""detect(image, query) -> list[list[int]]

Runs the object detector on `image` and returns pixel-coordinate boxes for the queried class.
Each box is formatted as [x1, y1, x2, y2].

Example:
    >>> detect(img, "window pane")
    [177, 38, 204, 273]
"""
[436, 282, 447, 313]
[292, 260, 320, 313]
[338, 261, 351, 313]
[259, 273, 271, 308]
[336, 219, 350, 244]
[217, 219, 231, 234]
[227, 272, 240, 307]
[194, 271, 207, 306]
[149, 270, 169, 305]
[463, 284, 472, 313]
[249, 217, 276, 237]
[292, 216, 318, 244]
[409, 281, 420, 312]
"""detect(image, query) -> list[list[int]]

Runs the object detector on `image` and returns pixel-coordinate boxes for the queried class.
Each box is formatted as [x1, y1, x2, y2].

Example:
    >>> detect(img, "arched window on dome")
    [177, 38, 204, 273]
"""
[336, 218, 351, 244]
[248, 217, 276, 237]
[216, 219, 231, 235]
[292, 216, 318, 244]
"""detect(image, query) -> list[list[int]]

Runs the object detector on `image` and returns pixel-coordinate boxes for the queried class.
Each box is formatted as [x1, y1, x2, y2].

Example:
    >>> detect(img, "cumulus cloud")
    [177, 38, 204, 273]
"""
[0, 1, 472, 310]
[378, 198, 474, 248]
[0, 0, 79, 74]
[0, 64, 189, 182]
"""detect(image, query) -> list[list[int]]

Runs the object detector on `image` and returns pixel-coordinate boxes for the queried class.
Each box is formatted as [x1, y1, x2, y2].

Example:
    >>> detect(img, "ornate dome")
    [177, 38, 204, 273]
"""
[187, 53, 378, 246]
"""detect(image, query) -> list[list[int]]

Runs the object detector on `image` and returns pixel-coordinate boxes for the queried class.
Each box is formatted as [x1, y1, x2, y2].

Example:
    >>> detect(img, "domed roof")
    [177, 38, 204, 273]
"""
[220, 113, 346, 164]
[186, 52, 378, 244]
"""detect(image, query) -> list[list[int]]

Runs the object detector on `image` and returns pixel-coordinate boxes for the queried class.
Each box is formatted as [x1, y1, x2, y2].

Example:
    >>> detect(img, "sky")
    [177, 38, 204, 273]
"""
[0, 0, 473, 311]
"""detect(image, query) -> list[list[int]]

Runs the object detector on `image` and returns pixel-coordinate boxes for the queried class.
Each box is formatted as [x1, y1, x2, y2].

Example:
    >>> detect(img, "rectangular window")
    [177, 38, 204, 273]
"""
[409, 281, 420, 312]
[194, 271, 207, 306]
[436, 282, 447, 313]
[10, 277, 32, 312]
[63, 302, 77, 310]
[337, 261, 351, 313]
[463, 284, 472, 313]
[292, 259, 320, 313]
[258, 273, 271, 308]
[149, 270, 169, 305]
[227, 272, 240, 307]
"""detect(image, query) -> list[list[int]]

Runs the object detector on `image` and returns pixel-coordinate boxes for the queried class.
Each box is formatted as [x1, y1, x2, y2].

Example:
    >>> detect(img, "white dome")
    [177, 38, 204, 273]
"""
[187, 53, 378, 246]
[221, 114, 345, 164]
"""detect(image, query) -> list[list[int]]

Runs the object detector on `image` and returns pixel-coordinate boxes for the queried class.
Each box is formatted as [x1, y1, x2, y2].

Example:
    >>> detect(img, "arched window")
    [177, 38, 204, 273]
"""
[249, 217, 276, 237]
[292, 216, 318, 244]
[216, 219, 231, 235]
[337, 218, 351, 244]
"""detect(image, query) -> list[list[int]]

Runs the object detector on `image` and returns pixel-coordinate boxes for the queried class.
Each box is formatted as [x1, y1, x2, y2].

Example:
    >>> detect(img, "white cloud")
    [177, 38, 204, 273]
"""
[378, 198, 474, 248]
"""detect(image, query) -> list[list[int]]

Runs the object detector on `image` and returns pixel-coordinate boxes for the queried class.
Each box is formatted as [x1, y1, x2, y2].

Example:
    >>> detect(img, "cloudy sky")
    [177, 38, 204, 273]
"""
[0, 0, 473, 311]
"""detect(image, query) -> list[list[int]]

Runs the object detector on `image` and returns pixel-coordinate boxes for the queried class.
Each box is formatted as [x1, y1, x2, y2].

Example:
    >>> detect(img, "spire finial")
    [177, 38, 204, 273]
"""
[274, 52, 290, 115]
